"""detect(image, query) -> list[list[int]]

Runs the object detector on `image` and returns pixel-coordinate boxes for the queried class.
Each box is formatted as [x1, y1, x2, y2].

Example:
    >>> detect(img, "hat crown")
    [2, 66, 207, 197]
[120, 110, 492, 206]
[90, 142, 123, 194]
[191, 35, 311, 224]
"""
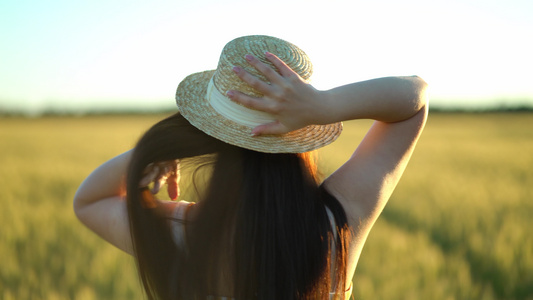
[175, 35, 342, 153]
[212, 35, 313, 97]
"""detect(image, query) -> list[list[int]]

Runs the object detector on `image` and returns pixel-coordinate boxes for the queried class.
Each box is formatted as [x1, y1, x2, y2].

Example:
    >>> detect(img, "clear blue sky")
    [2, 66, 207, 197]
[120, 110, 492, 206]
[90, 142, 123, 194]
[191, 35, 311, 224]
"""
[1, 0, 532, 113]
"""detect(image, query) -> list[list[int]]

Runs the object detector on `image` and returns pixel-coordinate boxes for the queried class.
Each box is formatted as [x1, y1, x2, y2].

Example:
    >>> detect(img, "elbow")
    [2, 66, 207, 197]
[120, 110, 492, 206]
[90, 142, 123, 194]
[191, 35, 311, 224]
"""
[413, 75, 428, 96]
[73, 198, 82, 222]
[411, 75, 427, 84]
[72, 189, 86, 223]
[409, 75, 429, 112]
[73, 194, 93, 230]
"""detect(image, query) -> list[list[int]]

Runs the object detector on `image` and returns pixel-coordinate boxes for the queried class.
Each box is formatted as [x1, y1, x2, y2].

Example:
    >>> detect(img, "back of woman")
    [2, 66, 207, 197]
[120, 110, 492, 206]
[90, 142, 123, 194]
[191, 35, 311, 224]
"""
[127, 114, 350, 299]
[74, 35, 428, 300]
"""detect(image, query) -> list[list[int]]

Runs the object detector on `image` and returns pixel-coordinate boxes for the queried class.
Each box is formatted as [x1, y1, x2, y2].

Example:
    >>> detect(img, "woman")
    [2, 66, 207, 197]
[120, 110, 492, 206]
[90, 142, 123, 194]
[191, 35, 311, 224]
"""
[74, 35, 428, 299]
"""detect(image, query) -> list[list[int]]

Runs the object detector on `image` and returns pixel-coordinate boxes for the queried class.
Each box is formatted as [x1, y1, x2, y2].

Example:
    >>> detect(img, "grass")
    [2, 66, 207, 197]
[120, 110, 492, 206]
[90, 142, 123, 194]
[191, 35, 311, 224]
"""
[1, 113, 532, 299]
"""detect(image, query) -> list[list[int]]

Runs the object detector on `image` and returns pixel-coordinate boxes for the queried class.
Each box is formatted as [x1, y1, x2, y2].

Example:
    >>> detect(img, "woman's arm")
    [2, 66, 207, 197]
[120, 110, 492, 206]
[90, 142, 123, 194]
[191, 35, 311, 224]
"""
[228, 53, 426, 135]
[73, 150, 134, 254]
[228, 53, 428, 284]
[228, 53, 427, 222]
[73, 151, 179, 254]
[317, 76, 429, 222]
[321, 76, 427, 124]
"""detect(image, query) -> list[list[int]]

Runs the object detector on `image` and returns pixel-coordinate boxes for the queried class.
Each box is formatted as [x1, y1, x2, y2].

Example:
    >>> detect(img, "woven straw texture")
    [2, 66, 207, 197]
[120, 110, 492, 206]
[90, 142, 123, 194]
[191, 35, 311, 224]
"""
[175, 35, 342, 153]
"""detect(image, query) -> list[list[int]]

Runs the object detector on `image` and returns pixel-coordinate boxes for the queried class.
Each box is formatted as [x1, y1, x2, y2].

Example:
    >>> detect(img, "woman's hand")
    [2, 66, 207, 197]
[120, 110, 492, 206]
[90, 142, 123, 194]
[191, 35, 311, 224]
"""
[226, 52, 332, 136]
[139, 160, 180, 200]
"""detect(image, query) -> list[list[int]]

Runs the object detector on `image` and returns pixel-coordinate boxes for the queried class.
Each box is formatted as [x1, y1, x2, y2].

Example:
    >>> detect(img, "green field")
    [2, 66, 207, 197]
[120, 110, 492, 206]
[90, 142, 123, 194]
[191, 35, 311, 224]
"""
[1, 113, 532, 300]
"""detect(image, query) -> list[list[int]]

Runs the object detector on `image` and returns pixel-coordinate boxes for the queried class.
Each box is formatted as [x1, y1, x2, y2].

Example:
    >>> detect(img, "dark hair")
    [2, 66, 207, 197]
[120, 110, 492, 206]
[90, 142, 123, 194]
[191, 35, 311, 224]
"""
[127, 113, 350, 299]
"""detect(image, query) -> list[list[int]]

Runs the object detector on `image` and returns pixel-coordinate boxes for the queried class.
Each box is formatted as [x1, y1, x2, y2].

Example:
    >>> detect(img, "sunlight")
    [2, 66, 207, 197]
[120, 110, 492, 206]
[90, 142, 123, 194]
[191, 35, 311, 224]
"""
[1, 0, 532, 113]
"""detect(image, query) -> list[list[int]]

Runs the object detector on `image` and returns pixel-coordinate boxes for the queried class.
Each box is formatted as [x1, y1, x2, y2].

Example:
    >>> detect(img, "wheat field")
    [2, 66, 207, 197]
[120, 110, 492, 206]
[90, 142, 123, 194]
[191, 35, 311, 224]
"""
[1, 113, 532, 299]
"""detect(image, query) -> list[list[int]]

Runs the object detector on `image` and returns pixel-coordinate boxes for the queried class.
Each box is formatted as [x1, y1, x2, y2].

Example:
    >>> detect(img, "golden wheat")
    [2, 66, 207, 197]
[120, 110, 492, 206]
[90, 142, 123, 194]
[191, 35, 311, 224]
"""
[1, 113, 531, 299]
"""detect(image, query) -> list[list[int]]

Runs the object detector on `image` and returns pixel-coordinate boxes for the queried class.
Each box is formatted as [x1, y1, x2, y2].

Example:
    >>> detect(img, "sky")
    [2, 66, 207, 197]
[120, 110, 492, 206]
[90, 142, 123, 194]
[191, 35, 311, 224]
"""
[1, 0, 532, 114]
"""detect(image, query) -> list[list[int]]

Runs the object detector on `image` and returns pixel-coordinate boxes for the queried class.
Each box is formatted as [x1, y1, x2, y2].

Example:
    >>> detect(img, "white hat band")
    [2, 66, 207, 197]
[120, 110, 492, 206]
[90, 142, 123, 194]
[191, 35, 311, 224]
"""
[206, 77, 276, 128]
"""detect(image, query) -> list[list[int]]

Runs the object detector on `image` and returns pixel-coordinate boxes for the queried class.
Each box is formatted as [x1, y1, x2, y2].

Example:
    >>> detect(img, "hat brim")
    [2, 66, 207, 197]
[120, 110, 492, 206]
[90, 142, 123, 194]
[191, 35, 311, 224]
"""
[175, 70, 342, 153]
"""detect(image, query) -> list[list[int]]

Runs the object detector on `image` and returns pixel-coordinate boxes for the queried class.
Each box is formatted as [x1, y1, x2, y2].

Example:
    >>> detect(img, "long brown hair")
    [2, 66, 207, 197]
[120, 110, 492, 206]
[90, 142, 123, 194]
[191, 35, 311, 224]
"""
[126, 113, 350, 299]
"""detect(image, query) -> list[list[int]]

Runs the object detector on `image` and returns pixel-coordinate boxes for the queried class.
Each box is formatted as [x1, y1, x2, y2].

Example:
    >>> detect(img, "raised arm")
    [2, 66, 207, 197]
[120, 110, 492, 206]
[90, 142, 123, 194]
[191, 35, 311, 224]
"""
[323, 80, 427, 285]
[228, 53, 428, 283]
[73, 150, 134, 254]
[73, 150, 180, 255]
[319, 76, 428, 223]
[228, 54, 427, 222]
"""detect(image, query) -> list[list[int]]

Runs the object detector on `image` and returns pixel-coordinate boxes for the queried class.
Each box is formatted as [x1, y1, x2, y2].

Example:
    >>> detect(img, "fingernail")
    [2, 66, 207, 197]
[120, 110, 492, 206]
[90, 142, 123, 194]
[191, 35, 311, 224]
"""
[264, 51, 272, 57]
[226, 90, 234, 97]
[232, 66, 241, 73]
[245, 54, 253, 61]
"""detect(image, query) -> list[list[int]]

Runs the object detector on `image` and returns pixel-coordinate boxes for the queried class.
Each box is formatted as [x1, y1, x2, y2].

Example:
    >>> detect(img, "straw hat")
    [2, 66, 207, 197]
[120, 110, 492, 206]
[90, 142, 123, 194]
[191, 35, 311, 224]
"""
[175, 35, 342, 153]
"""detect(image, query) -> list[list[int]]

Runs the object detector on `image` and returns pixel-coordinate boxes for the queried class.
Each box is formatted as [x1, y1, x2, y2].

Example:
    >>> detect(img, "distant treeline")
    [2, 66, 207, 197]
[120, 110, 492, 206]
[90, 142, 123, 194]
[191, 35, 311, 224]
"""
[429, 105, 533, 113]
[1, 105, 533, 117]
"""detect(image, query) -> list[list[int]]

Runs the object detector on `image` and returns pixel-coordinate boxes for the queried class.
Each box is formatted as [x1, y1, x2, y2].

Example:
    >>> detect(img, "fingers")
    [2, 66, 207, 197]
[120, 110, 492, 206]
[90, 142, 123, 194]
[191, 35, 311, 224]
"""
[166, 163, 180, 200]
[228, 53, 302, 136]
[139, 163, 158, 188]
[139, 173, 155, 189]
[243, 54, 284, 85]
[232, 65, 272, 94]
[264, 52, 297, 78]
[152, 174, 168, 194]
[229, 53, 296, 109]
[139, 161, 180, 200]
[166, 173, 179, 200]
[251, 121, 290, 136]
[226, 90, 276, 113]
